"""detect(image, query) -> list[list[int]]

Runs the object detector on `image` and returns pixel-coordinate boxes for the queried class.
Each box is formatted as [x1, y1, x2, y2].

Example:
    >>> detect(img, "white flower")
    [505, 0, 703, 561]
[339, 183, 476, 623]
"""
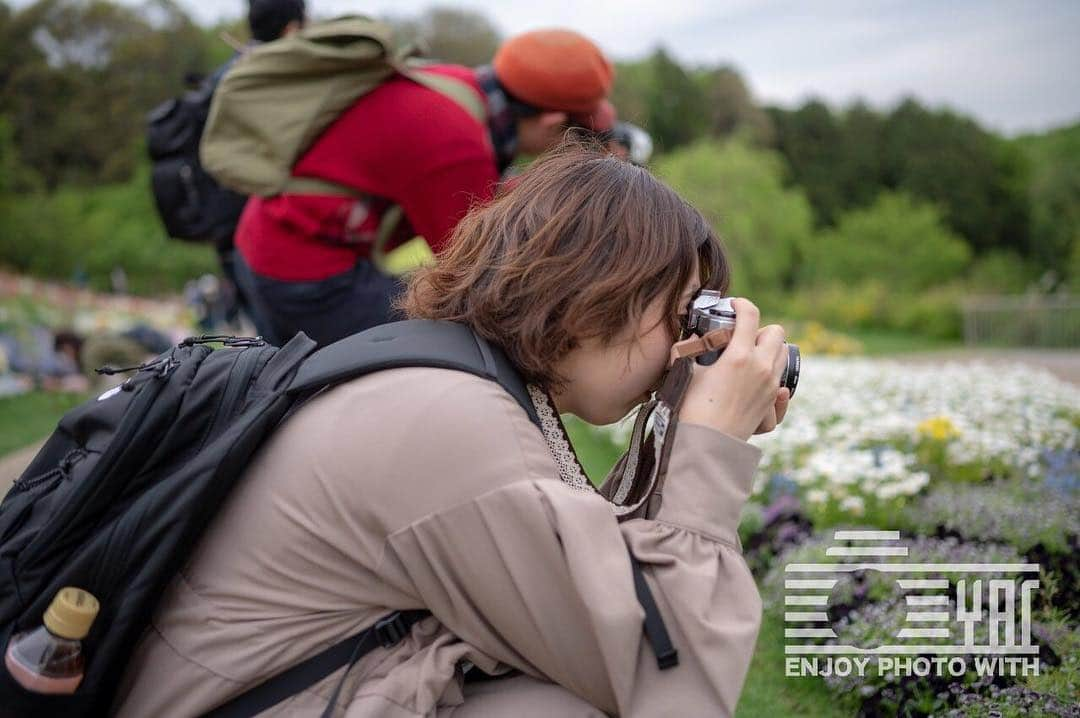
[841, 495, 865, 515]
[595, 356, 1080, 506]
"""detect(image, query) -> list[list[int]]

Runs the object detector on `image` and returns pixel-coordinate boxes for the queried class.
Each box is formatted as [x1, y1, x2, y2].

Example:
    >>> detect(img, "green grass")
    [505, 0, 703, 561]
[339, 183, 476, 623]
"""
[845, 327, 964, 355]
[563, 416, 627, 485]
[736, 612, 849, 717]
[0, 391, 86, 455]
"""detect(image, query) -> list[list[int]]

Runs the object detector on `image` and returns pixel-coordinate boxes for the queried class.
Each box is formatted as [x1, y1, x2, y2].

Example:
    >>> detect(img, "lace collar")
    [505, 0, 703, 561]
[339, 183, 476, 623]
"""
[526, 385, 659, 517]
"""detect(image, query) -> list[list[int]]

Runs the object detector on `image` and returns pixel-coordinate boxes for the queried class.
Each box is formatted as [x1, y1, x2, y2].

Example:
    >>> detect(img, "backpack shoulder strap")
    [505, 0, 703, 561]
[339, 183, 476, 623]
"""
[286, 320, 539, 428]
[211, 322, 676, 718]
[278, 66, 487, 200]
[202, 610, 429, 718]
[395, 63, 486, 124]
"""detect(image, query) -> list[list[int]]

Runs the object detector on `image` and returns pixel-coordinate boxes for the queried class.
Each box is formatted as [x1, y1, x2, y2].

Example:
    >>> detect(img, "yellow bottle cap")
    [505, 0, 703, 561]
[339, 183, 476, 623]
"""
[43, 588, 99, 640]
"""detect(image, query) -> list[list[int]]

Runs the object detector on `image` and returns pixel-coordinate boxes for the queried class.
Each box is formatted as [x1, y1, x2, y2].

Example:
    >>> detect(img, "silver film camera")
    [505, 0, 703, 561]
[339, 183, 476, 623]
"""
[685, 291, 800, 397]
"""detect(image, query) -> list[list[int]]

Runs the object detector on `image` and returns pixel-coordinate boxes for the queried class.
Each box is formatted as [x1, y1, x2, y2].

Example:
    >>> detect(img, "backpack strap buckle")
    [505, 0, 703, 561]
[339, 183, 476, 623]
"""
[374, 612, 412, 648]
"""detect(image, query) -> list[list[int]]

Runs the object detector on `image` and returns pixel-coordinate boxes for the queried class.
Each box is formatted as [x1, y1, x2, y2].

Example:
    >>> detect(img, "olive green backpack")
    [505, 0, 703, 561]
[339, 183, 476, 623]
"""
[200, 16, 486, 201]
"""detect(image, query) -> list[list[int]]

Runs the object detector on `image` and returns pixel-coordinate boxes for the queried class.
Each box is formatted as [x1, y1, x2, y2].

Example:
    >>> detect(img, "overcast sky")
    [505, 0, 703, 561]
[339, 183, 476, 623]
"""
[13, 0, 1080, 134]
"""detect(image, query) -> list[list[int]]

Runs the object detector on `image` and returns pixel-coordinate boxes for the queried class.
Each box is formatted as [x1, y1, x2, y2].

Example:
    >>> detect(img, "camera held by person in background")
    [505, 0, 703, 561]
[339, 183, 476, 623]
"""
[608, 122, 653, 166]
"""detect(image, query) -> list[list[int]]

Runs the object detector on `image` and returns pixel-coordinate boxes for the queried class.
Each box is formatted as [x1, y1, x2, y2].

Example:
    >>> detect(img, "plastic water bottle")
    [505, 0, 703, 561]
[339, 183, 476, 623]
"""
[4, 588, 99, 694]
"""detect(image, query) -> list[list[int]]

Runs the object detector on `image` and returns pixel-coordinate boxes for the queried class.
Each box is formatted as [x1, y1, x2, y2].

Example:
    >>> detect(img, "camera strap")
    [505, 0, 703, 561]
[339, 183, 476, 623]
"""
[600, 357, 696, 519]
[526, 383, 681, 671]
[669, 327, 734, 364]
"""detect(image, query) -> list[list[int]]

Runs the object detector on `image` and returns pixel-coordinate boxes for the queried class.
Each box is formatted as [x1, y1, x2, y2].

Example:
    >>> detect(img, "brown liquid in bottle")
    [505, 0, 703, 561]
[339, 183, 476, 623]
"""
[4, 588, 98, 695]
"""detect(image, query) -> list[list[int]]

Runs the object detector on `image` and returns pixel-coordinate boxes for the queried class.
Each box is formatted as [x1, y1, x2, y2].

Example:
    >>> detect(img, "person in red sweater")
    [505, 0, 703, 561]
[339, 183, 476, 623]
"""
[233, 29, 617, 346]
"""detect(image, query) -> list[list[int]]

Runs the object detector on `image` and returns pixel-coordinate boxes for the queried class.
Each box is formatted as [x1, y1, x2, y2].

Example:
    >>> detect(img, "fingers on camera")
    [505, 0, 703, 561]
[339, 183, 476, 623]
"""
[758, 324, 785, 350]
[775, 388, 791, 423]
[771, 339, 788, 378]
[730, 298, 760, 349]
[757, 410, 778, 434]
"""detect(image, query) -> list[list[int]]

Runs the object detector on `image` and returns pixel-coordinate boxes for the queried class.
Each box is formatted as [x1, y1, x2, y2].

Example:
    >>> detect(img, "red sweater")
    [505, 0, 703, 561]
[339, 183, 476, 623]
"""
[235, 65, 497, 281]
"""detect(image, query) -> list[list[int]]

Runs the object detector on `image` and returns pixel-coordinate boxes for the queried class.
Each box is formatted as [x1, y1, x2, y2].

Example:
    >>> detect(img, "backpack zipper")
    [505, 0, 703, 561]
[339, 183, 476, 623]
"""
[92, 345, 266, 605]
[180, 335, 265, 348]
[200, 344, 267, 449]
[16, 346, 207, 572]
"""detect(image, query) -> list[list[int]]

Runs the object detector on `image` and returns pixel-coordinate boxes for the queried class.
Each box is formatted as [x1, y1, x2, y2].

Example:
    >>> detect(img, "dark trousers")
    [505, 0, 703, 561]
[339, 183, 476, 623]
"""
[233, 253, 406, 347]
[215, 246, 250, 326]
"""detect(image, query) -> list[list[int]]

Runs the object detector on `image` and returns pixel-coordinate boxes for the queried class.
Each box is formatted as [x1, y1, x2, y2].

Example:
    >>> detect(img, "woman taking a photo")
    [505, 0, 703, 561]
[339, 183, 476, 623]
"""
[115, 144, 792, 717]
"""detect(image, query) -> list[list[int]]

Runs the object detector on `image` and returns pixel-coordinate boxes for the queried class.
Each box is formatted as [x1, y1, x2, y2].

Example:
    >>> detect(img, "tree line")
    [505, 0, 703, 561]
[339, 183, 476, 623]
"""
[1, 0, 1076, 302]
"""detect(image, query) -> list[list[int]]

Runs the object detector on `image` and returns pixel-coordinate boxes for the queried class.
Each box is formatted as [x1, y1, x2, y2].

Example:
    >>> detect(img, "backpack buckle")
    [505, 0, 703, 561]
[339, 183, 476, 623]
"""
[373, 613, 410, 648]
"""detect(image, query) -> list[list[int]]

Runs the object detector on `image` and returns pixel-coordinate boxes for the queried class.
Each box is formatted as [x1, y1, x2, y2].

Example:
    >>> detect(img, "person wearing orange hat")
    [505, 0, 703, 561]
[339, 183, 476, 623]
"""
[232, 28, 618, 348]
[490, 29, 616, 155]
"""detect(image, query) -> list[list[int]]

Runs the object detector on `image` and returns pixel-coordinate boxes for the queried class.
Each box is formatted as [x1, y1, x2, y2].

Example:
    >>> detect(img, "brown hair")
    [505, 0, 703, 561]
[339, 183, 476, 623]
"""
[401, 142, 729, 388]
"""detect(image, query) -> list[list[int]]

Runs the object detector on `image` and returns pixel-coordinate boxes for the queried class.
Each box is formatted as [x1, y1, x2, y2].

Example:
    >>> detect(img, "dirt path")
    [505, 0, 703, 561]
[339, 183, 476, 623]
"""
[891, 348, 1080, 386]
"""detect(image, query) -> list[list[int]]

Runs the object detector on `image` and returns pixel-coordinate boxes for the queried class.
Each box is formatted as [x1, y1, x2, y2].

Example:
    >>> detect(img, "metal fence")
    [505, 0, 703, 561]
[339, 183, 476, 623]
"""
[961, 294, 1080, 348]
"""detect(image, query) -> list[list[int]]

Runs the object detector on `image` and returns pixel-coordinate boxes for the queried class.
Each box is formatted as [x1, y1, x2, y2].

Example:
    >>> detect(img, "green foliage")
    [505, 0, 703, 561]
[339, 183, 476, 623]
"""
[695, 65, 775, 144]
[0, 163, 217, 294]
[655, 139, 816, 295]
[776, 282, 965, 340]
[1013, 123, 1080, 281]
[966, 250, 1041, 293]
[645, 48, 710, 151]
[609, 59, 652, 129]
[767, 100, 853, 225]
[0, 0, 1074, 343]
[611, 48, 711, 153]
[887, 286, 967, 339]
[901, 481, 1079, 555]
[562, 416, 625, 486]
[769, 98, 1033, 261]
[0, 114, 42, 193]
[0, 0, 218, 188]
[1020, 616, 1079, 708]
[801, 192, 972, 290]
[948, 613, 1079, 718]
[203, 20, 248, 68]
[837, 328, 961, 355]
[394, 7, 501, 67]
[880, 100, 1031, 255]
[613, 58, 772, 149]
[1070, 241, 1080, 292]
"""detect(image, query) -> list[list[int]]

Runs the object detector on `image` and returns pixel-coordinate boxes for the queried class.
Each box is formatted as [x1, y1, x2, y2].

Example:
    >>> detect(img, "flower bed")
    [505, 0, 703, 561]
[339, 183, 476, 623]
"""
[759, 532, 1077, 716]
[0, 272, 195, 396]
[597, 355, 1080, 716]
[746, 357, 1079, 526]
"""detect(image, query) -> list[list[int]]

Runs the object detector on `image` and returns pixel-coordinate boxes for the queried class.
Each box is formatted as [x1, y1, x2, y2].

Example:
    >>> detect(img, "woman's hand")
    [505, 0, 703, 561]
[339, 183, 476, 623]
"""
[678, 298, 791, 442]
[753, 386, 791, 435]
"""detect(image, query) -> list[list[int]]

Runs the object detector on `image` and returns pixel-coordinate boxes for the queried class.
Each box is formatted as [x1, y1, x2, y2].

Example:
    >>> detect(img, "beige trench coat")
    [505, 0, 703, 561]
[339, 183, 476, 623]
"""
[112, 366, 763, 717]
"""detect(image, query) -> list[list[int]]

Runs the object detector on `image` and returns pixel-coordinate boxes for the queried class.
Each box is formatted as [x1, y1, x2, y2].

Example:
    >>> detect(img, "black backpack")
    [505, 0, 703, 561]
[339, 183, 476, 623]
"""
[146, 68, 248, 246]
[0, 320, 541, 717]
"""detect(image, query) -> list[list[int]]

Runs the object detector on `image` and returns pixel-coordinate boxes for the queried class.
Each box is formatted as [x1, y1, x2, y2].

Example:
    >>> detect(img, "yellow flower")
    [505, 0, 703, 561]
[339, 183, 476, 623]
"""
[786, 321, 863, 356]
[917, 415, 961, 441]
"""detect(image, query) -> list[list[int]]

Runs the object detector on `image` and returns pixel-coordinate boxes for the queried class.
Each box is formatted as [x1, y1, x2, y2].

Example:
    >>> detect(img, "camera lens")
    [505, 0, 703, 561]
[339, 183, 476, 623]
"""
[781, 343, 800, 398]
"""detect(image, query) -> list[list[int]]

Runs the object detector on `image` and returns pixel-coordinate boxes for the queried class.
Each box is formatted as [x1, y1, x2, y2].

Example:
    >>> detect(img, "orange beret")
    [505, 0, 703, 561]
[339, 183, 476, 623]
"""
[493, 29, 614, 116]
